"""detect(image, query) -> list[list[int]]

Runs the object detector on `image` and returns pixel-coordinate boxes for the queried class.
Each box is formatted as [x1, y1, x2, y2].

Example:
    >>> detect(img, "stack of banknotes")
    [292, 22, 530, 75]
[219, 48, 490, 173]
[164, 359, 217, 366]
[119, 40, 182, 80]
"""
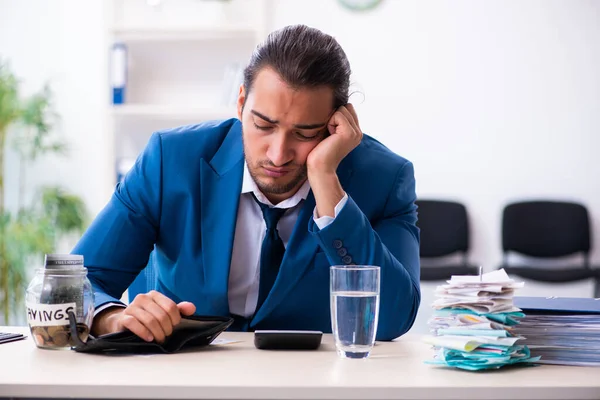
[424, 269, 541, 371]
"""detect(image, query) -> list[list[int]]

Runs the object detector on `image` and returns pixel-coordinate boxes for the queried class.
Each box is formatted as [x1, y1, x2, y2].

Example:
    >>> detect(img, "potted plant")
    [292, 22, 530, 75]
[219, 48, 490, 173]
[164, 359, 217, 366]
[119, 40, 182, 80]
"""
[0, 60, 88, 325]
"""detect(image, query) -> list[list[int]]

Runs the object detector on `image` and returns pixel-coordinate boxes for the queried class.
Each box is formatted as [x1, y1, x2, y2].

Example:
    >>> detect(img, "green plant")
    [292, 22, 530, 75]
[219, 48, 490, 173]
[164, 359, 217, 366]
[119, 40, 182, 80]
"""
[0, 60, 87, 325]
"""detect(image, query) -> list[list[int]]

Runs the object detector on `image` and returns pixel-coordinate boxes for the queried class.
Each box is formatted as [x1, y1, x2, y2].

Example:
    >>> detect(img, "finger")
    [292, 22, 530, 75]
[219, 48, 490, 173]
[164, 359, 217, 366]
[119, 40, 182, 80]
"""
[338, 106, 360, 133]
[150, 291, 181, 328]
[120, 314, 154, 342]
[345, 103, 360, 129]
[336, 107, 361, 137]
[177, 301, 196, 316]
[126, 306, 167, 343]
[327, 110, 344, 135]
[338, 106, 363, 146]
[141, 299, 175, 338]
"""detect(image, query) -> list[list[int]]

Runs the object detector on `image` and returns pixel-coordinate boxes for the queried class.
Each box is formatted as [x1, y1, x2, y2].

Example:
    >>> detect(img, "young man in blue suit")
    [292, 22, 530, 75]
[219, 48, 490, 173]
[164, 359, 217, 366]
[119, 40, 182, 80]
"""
[74, 25, 420, 342]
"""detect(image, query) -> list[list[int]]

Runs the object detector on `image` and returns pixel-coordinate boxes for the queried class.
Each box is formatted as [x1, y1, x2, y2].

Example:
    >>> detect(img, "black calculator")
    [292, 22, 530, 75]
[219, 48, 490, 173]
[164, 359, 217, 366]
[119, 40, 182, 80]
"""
[254, 330, 322, 350]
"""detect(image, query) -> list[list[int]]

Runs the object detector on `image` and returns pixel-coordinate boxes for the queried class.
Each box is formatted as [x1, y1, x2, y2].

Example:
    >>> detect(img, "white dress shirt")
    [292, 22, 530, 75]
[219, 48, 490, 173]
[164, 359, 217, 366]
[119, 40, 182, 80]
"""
[227, 162, 347, 318]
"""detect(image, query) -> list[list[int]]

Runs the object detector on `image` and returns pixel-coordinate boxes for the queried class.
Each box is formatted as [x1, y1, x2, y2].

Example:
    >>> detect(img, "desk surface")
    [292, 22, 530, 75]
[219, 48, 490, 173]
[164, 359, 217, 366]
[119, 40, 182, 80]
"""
[0, 326, 599, 400]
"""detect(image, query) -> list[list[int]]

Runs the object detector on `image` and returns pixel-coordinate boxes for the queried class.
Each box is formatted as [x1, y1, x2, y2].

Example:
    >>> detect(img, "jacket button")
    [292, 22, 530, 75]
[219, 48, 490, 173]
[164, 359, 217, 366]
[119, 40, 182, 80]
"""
[332, 239, 343, 249]
[342, 255, 352, 264]
[337, 247, 348, 257]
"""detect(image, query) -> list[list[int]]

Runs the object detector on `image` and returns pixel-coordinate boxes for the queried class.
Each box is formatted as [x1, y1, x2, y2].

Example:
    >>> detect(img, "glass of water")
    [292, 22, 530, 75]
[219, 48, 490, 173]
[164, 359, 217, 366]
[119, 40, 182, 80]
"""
[330, 265, 380, 359]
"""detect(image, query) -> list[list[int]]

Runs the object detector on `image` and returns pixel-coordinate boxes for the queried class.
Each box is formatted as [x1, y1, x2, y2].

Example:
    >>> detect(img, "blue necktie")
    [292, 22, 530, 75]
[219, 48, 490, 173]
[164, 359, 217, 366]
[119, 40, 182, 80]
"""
[253, 194, 287, 312]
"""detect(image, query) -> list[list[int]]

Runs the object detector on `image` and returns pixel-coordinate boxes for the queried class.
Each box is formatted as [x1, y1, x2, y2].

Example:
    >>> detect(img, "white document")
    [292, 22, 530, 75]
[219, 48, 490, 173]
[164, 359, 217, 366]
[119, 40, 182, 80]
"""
[423, 334, 522, 352]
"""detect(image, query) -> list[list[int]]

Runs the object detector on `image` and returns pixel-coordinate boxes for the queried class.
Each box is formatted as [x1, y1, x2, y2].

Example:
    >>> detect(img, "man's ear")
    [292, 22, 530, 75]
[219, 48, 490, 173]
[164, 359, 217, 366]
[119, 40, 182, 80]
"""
[236, 84, 246, 120]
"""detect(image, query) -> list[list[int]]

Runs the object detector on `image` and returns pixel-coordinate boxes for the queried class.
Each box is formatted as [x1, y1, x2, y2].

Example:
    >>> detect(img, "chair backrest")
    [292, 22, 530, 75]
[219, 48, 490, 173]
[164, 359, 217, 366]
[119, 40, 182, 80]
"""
[502, 201, 591, 258]
[416, 199, 469, 257]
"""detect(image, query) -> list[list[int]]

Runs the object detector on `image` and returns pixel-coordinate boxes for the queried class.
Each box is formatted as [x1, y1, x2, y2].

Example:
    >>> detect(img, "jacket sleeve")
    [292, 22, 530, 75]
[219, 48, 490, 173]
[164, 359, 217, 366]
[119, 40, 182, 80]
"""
[71, 133, 163, 309]
[308, 161, 420, 341]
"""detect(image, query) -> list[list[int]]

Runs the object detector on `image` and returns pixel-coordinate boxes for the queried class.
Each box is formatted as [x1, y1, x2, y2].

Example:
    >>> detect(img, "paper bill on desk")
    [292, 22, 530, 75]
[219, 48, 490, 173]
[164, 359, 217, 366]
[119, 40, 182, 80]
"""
[442, 285, 511, 295]
[431, 320, 511, 331]
[436, 328, 511, 337]
[424, 269, 538, 370]
[425, 346, 540, 371]
[424, 334, 522, 351]
[430, 309, 524, 326]
[432, 298, 521, 314]
[432, 270, 524, 314]
[448, 269, 524, 286]
[437, 292, 516, 300]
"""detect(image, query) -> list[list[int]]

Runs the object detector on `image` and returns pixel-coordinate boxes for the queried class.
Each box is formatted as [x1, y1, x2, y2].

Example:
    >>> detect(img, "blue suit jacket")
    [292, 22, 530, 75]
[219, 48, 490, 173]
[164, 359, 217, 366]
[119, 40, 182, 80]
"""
[73, 118, 420, 340]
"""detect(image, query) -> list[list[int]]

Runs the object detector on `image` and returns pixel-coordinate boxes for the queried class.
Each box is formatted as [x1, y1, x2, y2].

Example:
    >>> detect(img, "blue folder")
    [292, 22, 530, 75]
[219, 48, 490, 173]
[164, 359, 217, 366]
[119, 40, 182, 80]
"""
[514, 296, 600, 315]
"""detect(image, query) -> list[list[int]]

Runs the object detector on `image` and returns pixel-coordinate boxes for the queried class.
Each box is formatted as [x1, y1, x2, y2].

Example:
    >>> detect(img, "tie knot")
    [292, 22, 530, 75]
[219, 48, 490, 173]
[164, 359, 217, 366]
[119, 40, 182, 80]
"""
[253, 195, 287, 230]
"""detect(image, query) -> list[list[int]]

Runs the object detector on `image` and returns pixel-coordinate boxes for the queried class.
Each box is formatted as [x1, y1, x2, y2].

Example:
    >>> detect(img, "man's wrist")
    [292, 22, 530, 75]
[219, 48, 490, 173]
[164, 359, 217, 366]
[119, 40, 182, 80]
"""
[91, 306, 124, 336]
[308, 170, 345, 218]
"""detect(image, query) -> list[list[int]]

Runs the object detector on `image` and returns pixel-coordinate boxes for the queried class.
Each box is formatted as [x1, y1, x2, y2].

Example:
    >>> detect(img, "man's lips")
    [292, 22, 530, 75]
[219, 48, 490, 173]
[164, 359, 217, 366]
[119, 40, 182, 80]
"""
[263, 166, 290, 178]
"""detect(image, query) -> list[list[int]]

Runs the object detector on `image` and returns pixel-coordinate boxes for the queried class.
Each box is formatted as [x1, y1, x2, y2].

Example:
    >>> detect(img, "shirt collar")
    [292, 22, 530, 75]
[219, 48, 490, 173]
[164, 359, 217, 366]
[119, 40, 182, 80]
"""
[241, 161, 310, 209]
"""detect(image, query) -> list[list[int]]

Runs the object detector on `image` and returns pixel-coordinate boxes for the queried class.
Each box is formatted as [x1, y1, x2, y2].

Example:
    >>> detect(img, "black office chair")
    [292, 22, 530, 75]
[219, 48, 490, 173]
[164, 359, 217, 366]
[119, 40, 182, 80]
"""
[499, 201, 600, 297]
[416, 200, 479, 281]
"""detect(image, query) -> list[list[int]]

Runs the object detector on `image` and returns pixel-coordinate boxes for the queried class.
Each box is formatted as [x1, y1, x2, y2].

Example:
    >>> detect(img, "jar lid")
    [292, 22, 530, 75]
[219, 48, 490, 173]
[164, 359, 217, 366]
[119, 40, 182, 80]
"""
[44, 254, 84, 269]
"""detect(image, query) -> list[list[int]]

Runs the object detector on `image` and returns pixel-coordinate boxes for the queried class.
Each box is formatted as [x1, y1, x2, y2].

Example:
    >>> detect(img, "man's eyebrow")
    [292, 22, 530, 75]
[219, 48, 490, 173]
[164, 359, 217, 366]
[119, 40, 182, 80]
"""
[251, 109, 327, 130]
[251, 110, 277, 124]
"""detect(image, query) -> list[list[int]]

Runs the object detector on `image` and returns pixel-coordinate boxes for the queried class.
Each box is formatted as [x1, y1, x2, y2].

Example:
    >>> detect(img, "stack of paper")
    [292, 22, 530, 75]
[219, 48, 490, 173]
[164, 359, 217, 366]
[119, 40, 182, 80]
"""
[512, 296, 600, 367]
[424, 269, 540, 371]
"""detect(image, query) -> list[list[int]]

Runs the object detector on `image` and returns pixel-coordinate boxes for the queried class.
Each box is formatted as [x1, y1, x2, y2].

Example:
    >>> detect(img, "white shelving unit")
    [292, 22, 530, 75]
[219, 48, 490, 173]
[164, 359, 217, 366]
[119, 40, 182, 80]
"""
[111, 27, 260, 42]
[106, 0, 269, 190]
[112, 104, 235, 120]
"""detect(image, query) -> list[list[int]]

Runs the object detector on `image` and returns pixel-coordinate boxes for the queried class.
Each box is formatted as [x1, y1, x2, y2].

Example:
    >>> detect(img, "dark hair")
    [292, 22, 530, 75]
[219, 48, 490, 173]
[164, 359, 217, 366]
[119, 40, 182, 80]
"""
[243, 24, 351, 109]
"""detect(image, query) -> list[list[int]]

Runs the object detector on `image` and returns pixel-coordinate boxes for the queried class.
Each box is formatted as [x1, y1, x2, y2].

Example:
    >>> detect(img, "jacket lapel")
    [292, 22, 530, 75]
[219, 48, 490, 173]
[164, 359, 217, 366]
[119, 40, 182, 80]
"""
[252, 157, 354, 323]
[200, 120, 244, 316]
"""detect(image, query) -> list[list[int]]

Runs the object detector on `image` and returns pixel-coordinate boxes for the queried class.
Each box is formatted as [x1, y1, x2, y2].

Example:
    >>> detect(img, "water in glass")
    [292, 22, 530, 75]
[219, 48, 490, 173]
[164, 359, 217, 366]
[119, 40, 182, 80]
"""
[331, 290, 380, 358]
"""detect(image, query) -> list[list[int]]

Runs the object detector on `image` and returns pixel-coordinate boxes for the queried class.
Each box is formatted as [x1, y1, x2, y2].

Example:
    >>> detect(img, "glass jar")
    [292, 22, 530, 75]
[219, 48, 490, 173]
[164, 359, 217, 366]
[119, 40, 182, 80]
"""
[25, 254, 94, 349]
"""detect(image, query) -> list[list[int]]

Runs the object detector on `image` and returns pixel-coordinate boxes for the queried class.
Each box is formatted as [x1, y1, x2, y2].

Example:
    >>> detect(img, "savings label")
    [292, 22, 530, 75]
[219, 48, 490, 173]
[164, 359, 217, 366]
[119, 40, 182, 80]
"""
[26, 302, 76, 327]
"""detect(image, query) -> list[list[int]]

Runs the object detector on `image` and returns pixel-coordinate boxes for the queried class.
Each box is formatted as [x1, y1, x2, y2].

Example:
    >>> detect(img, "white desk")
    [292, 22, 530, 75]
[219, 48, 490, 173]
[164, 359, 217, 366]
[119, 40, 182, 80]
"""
[0, 326, 599, 400]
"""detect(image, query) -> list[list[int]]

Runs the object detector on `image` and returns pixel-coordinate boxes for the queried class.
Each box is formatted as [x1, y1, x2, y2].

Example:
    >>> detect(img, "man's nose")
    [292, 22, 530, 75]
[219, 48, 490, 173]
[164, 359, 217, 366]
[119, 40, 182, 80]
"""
[266, 132, 293, 167]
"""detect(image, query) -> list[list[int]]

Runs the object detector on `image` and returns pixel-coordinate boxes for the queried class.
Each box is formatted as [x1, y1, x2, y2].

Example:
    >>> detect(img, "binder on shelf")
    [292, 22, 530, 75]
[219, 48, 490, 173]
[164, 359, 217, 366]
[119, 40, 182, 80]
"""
[111, 42, 128, 105]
